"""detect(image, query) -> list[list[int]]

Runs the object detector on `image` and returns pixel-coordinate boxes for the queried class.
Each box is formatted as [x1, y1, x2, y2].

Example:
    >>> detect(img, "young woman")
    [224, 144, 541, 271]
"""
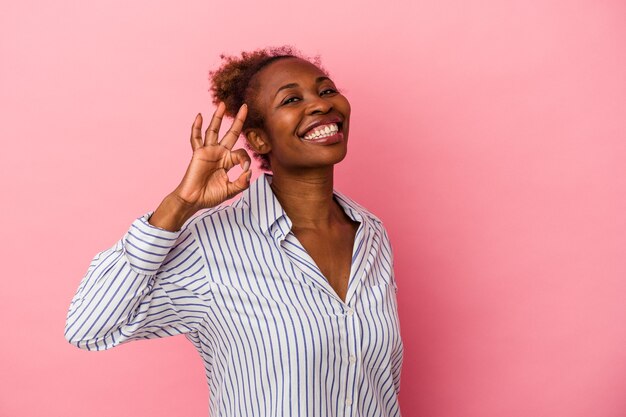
[65, 45, 404, 416]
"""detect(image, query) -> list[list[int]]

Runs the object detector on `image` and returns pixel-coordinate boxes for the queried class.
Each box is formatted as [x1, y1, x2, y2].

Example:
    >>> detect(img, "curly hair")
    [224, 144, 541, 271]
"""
[208, 45, 328, 171]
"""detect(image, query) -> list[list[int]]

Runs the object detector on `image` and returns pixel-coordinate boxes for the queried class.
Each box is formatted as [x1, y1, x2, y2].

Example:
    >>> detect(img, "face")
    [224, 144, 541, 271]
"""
[244, 57, 351, 172]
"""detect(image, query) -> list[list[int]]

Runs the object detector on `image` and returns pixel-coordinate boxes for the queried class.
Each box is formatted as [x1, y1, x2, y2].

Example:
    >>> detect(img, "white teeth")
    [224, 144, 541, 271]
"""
[303, 123, 339, 140]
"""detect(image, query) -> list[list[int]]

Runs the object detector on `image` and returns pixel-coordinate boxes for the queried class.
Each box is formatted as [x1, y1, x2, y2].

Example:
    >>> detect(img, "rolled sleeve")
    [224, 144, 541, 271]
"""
[123, 212, 183, 274]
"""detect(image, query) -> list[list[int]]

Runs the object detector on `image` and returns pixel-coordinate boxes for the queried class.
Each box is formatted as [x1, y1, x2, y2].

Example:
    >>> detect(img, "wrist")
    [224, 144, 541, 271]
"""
[148, 193, 197, 232]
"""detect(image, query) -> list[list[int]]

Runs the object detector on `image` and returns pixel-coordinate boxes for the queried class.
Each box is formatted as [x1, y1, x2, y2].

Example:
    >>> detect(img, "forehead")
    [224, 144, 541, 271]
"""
[254, 57, 328, 95]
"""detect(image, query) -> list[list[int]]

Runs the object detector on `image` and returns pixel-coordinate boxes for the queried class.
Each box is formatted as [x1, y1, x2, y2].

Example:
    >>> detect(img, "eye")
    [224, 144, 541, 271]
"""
[320, 88, 338, 95]
[281, 96, 301, 105]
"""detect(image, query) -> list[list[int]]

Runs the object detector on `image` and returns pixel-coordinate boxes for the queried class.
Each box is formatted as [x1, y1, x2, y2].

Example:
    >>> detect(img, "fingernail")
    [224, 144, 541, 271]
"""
[243, 161, 250, 172]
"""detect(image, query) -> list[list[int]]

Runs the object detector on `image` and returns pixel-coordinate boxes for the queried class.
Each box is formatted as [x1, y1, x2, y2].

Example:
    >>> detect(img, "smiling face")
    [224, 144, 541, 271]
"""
[244, 57, 351, 172]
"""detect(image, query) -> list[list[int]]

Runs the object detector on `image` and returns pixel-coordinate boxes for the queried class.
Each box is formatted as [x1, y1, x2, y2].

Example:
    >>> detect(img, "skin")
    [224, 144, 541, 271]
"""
[149, 57, 358, 303]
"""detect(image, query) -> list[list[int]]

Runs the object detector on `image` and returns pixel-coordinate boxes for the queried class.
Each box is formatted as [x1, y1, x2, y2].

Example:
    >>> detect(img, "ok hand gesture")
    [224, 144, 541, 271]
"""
[172, 102, 252, 212]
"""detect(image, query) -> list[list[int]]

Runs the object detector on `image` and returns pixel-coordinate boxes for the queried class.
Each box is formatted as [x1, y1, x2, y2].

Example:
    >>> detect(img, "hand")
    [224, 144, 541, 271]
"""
[172, 102, 252, 212]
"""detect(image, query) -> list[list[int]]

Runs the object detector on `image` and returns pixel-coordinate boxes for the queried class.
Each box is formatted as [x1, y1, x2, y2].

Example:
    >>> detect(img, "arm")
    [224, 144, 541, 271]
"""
[390, 266, 404, 396]
[64, 103, 251, 351]
[64, 207, 208, 351]
[382, 226, 403, 395]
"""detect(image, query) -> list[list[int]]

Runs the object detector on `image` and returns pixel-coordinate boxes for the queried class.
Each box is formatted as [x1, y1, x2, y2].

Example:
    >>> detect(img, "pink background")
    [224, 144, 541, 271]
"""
[2, 0, 625, 416]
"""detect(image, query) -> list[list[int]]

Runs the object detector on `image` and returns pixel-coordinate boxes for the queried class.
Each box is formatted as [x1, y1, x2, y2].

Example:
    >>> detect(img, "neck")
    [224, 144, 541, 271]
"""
[268, 166, 341, 229]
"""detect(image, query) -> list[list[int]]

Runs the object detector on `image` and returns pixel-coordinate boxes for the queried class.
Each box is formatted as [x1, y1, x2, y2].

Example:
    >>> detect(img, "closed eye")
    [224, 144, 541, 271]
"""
[281, 96, 301, 105]
[281, 88, 339, 106]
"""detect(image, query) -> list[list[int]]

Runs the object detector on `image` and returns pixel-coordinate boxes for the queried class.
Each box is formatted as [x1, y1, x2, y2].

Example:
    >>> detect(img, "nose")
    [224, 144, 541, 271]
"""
[306, 94, 333, 115]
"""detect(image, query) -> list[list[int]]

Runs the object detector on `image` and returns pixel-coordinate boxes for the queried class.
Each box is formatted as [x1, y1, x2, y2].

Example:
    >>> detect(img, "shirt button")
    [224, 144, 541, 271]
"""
[345, 398, 353, 406]
[349, 355, 356, 363]
[347, 308, 354, 316]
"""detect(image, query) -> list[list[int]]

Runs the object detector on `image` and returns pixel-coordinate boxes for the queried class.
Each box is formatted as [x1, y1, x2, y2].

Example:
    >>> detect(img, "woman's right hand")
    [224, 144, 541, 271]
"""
[147, 102, 252, 232]
[172, 101, 252, 211]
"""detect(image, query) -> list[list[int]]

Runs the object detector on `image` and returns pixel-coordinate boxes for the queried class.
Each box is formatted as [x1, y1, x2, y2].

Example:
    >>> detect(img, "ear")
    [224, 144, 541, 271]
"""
[244, 128, 271, 155]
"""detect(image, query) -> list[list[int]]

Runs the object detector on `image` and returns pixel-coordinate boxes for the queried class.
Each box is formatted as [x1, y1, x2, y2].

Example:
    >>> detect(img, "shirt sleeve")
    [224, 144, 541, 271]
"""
[382, 225, 403, 395]
[64, 211, 211, 351]
[389, 265, 403, 396]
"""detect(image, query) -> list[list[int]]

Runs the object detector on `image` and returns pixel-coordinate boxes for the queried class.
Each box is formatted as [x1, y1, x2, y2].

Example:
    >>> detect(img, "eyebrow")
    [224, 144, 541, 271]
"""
[274, 76, 332, 98]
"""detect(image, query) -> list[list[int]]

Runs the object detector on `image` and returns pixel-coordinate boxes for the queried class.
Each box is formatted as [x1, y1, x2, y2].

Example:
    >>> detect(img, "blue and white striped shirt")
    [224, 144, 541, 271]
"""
[65, 172, 404, 417]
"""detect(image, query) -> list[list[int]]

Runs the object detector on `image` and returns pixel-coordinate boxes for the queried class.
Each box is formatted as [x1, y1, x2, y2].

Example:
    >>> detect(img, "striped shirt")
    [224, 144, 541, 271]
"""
[65, 172, 404, 417]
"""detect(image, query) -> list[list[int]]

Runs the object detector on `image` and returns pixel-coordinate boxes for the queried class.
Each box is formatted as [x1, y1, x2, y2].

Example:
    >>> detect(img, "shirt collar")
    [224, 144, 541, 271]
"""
[243, 172, 375, 238]
[244, 172, 288, 235]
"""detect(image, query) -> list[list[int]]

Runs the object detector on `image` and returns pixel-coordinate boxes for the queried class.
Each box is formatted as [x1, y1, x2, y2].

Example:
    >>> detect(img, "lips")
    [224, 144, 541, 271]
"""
[298, 116, 343, 138]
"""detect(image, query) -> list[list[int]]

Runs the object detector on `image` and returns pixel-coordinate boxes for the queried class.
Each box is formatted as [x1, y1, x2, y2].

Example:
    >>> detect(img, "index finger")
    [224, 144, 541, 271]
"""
[219, 103, 248, 150]
[204, 101, 225, 146]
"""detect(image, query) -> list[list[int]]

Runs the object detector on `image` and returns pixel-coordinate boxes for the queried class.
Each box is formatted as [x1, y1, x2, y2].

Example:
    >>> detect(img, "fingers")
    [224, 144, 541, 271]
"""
[204, 102, 225, 146]
[226, 169, 253, 199]
[224, 148, 252, 198]
[220, 103, 248, 150]
[228, 148, 252, 171]
[190, 113, 203, 152]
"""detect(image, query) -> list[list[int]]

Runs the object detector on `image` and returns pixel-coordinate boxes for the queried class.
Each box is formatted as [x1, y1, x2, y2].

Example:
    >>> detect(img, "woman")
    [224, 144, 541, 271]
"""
[65, 45, 404, 416]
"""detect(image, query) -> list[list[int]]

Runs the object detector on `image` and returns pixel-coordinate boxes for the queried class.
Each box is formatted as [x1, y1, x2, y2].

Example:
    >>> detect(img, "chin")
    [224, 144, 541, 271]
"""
[309, 149, 349, 169]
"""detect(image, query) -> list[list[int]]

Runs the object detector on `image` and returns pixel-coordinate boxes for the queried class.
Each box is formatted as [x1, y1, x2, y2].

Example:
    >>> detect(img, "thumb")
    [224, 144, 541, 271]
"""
[226, 169, 252, 198]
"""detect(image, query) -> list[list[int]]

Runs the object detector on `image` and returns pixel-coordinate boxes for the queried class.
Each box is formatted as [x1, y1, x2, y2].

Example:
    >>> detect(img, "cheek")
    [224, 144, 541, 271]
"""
[268, 112, 301, 139]
[337, 96, 351, 117]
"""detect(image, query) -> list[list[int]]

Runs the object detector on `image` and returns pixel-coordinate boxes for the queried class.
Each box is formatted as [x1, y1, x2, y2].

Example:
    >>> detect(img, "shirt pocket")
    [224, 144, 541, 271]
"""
[362, 281, 394, 310]
[360, 281, 400, 372]
[362, 266, 397, 293]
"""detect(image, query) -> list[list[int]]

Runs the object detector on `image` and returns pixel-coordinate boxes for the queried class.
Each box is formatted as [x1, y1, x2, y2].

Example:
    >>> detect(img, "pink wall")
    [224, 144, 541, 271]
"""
[2, 0, 625, 416]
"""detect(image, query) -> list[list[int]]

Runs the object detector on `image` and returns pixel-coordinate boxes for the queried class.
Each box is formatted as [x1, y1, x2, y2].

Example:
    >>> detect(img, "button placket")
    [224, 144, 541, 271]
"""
[343, 304, 359, 416]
